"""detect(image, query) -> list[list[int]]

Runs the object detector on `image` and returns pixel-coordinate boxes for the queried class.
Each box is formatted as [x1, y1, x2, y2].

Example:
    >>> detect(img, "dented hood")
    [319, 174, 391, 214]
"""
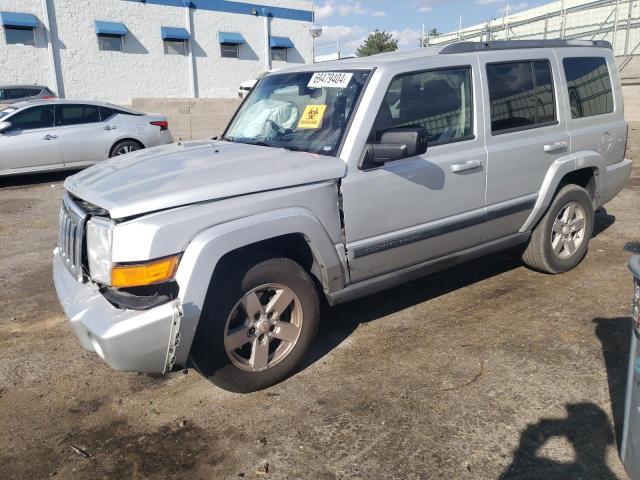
[65, 140, 347, 219]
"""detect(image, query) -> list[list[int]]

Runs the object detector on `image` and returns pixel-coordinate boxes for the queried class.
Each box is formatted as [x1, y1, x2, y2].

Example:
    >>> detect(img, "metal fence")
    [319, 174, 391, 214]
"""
[425, 0, 640, 69]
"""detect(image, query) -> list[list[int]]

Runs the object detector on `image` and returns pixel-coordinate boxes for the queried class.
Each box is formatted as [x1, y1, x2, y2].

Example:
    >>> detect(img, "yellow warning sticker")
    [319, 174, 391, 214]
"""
[297, 104, 327, 129]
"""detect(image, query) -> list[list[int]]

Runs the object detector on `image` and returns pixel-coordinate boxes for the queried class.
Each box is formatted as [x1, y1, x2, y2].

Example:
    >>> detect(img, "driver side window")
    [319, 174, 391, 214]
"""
[369, 66, 474, 146]
[6, 106, 55, 131]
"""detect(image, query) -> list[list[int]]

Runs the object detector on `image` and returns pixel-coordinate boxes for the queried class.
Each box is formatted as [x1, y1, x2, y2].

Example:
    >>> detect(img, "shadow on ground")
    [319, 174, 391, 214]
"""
[0, 170, 80, 189]
[303, 207, 617, 372]
[499, 402, 618, 479]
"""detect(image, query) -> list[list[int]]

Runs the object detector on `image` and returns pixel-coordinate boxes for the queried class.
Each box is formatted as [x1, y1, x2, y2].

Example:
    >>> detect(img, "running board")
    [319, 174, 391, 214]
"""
[326, 232, 530, 306]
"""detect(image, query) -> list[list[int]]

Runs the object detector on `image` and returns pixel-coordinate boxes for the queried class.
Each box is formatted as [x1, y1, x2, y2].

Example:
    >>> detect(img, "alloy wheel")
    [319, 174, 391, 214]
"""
[223, 283, 303, 372]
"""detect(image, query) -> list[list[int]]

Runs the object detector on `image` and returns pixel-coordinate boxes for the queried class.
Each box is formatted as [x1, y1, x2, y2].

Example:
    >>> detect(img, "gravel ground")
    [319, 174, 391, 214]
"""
[1, 124, 639, 479]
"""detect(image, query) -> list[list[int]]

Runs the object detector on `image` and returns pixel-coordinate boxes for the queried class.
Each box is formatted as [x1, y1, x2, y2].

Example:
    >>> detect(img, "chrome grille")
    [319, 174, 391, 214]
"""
[58, 193, 88, 282]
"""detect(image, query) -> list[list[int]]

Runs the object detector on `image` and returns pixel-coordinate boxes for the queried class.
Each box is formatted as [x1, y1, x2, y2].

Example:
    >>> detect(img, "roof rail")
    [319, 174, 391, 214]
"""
[440, 39, 612, 54]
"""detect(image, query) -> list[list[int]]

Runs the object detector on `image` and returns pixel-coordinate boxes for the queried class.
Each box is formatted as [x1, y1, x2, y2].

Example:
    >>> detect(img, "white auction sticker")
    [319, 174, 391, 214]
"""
[307, 72, 353, 89]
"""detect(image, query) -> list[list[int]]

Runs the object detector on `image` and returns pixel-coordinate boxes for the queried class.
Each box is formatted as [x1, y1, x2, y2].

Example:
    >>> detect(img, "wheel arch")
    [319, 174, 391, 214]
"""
[520, 151, 604, 232]
[172, 208, 347, 365]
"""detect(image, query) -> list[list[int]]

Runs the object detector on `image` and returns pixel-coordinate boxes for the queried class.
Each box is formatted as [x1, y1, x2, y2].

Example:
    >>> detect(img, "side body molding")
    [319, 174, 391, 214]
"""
[520, 150, 604, 232]
[172, 207, 346, 365]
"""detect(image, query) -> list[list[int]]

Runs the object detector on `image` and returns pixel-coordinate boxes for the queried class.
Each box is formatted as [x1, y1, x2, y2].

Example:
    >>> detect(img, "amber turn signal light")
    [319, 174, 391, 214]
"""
[111, 255, 180, 288]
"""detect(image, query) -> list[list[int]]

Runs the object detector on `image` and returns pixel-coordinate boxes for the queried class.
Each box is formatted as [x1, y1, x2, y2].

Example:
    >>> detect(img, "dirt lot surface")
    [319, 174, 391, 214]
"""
[1, 124, 640, 480]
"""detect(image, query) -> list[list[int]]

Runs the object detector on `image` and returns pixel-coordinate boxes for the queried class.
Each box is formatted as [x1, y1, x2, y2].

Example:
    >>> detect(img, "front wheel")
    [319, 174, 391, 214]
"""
[191, 257, 320, 393]
[522, 184, 594, 274]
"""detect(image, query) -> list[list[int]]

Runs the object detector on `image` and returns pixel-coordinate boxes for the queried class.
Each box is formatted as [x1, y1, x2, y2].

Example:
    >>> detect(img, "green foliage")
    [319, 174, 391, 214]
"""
[356, 30, 398, 57]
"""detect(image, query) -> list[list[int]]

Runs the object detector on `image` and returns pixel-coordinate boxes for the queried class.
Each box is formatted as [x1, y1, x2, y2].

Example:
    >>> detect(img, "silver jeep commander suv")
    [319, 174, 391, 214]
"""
[54, 40, 632, 392]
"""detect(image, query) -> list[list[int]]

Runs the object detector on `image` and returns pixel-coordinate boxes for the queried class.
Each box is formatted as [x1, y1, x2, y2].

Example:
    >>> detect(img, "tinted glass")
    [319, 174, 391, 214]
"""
[487, 60, 556, 133]
[5, 27, 35, 46]
[534, 61, 555, 124]
[98, 35, 122, 52]
[4, 88, 28, 100]
[100, 106, 115, 120]
[164, 39, 186, 55]
[370, 66, 473, 145]
[26, 88, 43, 96]
[221, 44, 239, 58]
[58, 105, 101, 126]
[271, 48, 287, 62]
[7, 106, 55, 130]
[563, 57, 613, 119]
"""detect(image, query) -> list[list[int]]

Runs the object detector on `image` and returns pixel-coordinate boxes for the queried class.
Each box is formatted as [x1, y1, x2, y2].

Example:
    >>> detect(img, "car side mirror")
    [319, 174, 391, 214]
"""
[0, 121, 12, 133]
[364, 127, 428, 167]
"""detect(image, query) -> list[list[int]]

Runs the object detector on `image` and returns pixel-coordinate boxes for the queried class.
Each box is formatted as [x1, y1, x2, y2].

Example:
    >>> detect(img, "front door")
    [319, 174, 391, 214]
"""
[0, 105, 62, 171]
[341, 64, 487, 283]
[56, 104, 114, 165]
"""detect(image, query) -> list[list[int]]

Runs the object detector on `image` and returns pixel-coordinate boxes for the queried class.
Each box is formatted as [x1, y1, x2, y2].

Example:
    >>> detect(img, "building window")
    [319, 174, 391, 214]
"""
[563, 57, 613, 119]
[98, 34, 123, 52]
[164, 39, 187, 55]
[5, 26, 35, 46]
[271, 48, 287, 62]
[486, 60, 556, 134]
[221, 43, 239, 58]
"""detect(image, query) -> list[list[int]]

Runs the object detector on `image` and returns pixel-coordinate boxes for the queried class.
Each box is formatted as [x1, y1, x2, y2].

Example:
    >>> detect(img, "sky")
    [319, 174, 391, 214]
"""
[313, 0, 552, 56]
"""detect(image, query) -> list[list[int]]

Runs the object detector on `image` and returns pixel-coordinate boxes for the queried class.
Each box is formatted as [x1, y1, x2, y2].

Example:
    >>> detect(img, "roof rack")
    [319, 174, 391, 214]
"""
[440, 39, 612, 54]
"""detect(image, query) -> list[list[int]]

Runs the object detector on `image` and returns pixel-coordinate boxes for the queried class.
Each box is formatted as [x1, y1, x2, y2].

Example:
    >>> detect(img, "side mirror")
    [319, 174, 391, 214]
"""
[364, 127, 428, 167]
[0, 121, 12, 133]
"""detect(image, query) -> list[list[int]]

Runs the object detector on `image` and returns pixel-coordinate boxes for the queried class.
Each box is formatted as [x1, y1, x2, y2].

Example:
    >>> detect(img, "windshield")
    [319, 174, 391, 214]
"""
[224, 70, 371, 156]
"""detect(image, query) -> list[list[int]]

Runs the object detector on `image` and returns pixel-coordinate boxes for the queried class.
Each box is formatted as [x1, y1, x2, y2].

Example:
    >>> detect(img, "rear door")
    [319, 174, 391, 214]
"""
[478, 50, 569, 241]
[0, 105, 62, 171]
[56, 104, 115, 165]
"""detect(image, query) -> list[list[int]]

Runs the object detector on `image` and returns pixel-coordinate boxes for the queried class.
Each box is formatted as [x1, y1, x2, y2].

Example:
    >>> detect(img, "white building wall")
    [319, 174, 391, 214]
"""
[0, 0, 313, 104]
[0, 0, 52, 88]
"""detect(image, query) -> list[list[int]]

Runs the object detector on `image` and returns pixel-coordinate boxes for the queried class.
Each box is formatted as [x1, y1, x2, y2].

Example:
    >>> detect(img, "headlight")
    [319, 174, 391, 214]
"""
[86, 217, 115, 284]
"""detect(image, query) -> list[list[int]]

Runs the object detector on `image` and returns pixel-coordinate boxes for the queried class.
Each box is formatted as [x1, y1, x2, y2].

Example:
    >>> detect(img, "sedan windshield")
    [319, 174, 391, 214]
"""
[224, 70, 371, 156]
[0, 106, 18, 121]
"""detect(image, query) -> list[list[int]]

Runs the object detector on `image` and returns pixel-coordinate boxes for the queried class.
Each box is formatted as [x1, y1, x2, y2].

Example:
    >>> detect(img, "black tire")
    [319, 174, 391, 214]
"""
[191, 256, 320, 393]
[110, 140, 143, 157]
[522, 184, 594, 274]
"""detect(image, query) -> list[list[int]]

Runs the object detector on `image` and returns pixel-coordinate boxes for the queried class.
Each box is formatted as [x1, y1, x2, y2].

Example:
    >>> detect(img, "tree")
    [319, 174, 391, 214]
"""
[356, 30, 398, 57]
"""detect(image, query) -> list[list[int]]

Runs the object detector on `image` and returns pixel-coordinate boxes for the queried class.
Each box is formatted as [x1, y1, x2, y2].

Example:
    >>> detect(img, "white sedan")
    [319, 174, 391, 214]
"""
[0, 99, 172, 176]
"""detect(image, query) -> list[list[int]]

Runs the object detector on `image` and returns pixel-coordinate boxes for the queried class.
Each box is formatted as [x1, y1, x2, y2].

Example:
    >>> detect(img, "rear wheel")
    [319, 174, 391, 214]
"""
[110, 140, 142, 157]
[191, 256, 320, 393]
[522, 184, 594, 274]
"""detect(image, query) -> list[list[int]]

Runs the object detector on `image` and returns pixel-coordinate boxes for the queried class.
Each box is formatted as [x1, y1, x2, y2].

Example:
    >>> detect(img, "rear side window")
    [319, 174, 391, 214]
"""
[487, 60, 556, 134]
[563, 57, 613, 119]
[3, 88, 28, 100]
[57, 105, 101, 126]
[7, 106, 55, 130]
[26, 88, 43, 96]
[369, 66, 474, 146]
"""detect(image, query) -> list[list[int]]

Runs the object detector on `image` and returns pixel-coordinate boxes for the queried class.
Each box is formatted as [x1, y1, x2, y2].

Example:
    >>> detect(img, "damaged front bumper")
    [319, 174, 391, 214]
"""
[53, 248, 182, 373]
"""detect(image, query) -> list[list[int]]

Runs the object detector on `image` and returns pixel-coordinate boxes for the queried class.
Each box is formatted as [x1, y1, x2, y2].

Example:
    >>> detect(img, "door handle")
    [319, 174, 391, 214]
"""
[451, 160, 483, 173]
[104, 125, 117, 131]
[543, 141, 568, 153]
[43, 134, 58, 140]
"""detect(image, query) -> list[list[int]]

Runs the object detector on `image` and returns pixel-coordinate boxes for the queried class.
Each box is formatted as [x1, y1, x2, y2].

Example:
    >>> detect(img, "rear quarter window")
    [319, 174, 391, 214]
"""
[562, 57, 613, 119]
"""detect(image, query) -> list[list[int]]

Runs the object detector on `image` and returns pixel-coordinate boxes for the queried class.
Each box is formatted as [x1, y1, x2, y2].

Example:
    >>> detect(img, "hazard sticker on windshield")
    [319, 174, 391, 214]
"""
[297, 104, 327, 129]
[307, 72, 353, 89]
